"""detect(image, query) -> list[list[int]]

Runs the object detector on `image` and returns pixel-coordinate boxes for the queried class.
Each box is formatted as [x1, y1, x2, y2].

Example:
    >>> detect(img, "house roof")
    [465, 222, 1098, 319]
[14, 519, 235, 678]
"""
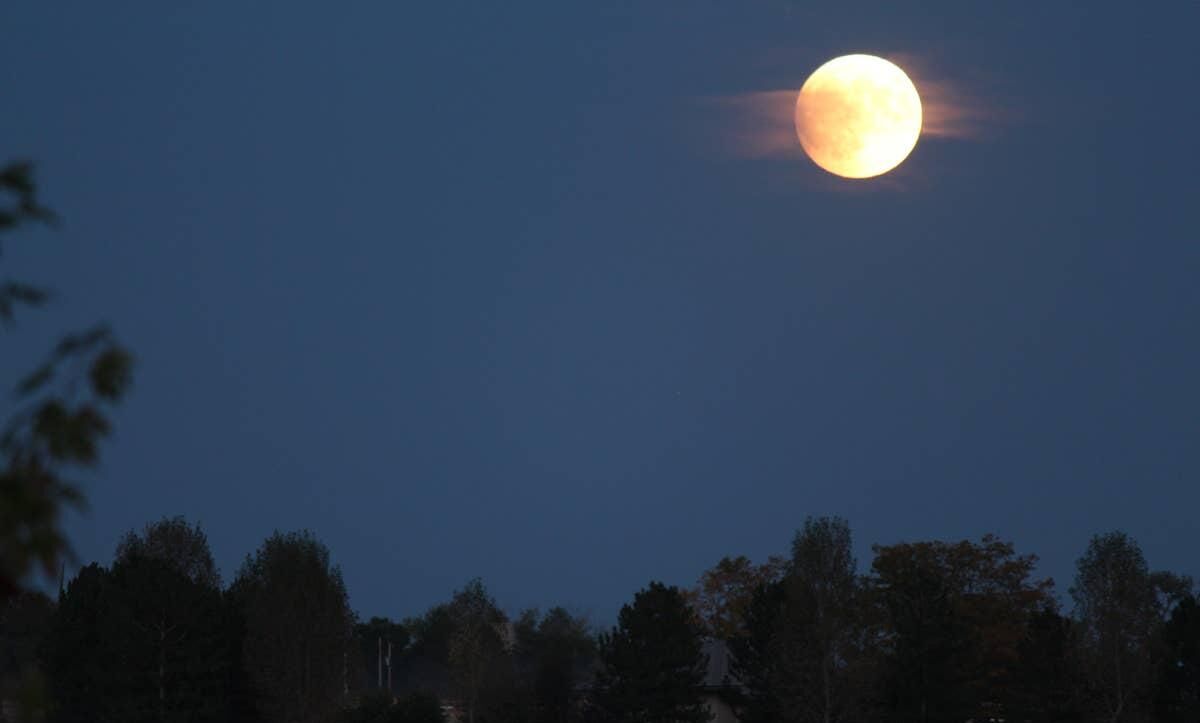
[572, 637, 741, 693]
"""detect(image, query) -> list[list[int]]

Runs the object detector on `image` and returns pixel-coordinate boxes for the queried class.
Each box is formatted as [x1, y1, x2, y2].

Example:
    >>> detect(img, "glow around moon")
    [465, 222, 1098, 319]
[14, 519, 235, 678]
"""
[794, 55, 922, 179]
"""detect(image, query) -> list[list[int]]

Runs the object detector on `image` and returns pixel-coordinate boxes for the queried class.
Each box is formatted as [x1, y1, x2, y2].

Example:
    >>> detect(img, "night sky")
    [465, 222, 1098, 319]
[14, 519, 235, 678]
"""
[2, 2, 1197, 626]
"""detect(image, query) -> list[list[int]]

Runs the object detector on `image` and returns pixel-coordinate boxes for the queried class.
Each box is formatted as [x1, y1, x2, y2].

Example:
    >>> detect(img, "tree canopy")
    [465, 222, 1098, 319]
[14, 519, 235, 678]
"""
[42, 520, 231, 723]
[115, 516, 221, 590]
[686, 554, 785, 641]
[1071, 530, 1194, 722]
[870, 533, 1056, 723]
[592, 581, 711, 723]
[229, 529, 354, 723]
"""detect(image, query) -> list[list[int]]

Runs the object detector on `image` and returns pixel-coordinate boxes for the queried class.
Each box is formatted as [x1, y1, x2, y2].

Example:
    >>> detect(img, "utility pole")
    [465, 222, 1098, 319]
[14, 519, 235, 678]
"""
[386, 640, 392, 695]
[377, 636, 382, 690]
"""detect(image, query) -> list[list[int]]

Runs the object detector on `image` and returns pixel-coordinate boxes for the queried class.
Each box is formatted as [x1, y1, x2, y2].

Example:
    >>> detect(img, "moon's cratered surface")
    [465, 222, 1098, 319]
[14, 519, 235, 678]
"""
[794, 54, 922, 179]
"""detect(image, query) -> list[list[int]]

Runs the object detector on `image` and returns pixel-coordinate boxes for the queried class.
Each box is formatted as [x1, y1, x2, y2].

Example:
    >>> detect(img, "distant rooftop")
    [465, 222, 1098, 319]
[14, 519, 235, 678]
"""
[572, 638, 740, 693]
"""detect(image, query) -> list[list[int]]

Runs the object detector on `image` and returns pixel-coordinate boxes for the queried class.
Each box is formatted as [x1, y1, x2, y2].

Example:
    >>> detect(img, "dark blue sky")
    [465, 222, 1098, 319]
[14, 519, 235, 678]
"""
[3, 2, 1197, 625]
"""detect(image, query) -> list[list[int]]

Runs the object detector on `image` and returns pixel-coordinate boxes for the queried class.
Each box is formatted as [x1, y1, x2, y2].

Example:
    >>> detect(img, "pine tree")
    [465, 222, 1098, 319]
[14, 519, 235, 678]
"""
[592, 581, 711, 723]
[728, 580, 787, 723]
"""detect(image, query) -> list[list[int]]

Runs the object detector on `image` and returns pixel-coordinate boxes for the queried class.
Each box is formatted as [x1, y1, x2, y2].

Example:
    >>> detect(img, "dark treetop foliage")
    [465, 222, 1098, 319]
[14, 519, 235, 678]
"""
[869, 534, 1056, 723]
[12, 498, 1200, 723]
[516, 606, 596, 723]
[685, 554, 786, 641]
[0, 589, 53, 682]
[115, 515, 222, 590]
[592, 581, 711, 723]
[728, 578, 788, 723]
[1013, 604, 1085, 723]
[781, 516, 874, 723]
[445, 578, 509, 723]
[1070, 530, 1194, 723]
[229, 529, 354, 723]
[727, 516, 876, 723]
[1155, 592, 1200, 722]
[43, 520, 232, 723]
[0, 589, 54, 718]
[397, 603, 456, 699]
[41, 563, 113, 722]
[393, 593, 594, 723]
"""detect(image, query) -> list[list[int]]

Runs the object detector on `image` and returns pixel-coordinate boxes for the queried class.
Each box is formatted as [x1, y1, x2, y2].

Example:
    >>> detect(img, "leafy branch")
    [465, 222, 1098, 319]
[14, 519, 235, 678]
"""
[0, 160, 134, 600]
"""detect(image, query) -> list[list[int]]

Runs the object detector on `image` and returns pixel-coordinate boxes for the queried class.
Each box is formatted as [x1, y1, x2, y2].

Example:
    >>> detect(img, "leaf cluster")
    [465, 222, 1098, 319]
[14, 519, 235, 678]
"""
[1, 160, 134, 600]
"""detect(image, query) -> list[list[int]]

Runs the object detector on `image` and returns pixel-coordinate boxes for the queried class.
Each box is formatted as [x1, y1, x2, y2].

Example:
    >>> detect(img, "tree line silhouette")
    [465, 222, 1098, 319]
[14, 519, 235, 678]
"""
[1, 515, 1198, 723]
[2, 162, 1198, 722]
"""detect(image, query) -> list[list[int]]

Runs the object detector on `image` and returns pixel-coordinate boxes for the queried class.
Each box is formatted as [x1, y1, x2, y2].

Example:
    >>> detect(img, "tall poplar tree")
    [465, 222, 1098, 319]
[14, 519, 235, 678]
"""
[778, 516, 875, 723]
[1071, 531, 1192, 723]
[446, 578, 508, 723]
[729, 517, 878, 723]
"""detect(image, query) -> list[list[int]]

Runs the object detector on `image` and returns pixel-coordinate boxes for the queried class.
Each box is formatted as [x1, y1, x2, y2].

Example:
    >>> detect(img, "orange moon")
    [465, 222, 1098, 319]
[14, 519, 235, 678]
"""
[794, 55, 922, 179]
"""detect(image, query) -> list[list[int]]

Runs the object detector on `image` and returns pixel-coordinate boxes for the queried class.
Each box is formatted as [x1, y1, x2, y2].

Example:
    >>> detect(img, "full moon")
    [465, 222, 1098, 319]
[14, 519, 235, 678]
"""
[794, 54, 922, 179]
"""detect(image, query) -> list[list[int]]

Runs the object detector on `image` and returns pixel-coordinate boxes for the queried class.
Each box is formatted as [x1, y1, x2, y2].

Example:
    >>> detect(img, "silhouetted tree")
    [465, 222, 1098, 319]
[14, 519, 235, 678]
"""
[870, 535, 1054, 723]
[219, 589, 263, 723]
[686, 555, 786, 640]
[1155, 592, 1200, 722]
[91, 517, 231, 721]
[42, 563, 119, 723]
[40, 520, 232, 723]
[0, 589, 52, 680]
[1071, 531, 1192, 722]
[592, 581, 711, 723]
[532, 607, 596, 723]
[726, 518, 879, 723]
[396, 604, 456, 698]
[0, 589, 54, 720]
[446, 578, 508, 723]
[1011, 604, 1085, 722]
[728, 579, 787, 723]
[229, 530, 353, 723]
[103, 552, 229, 722]
[774, 516, 876, 723]
[507, 606, 596, 723]
[875, 545, 967, 721]
[115, 516, 221, 589]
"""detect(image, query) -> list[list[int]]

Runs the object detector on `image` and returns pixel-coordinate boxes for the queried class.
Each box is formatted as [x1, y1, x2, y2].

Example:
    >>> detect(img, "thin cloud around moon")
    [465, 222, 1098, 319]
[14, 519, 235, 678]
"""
[705, 56, 1001, 162]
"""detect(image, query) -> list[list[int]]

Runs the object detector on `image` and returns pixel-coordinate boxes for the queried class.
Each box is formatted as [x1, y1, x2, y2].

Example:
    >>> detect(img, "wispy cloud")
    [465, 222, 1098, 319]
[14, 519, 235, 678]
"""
[704, 54, 1006, 161]
[701, 90, 804, 160]
[886, 52, 1008, 141]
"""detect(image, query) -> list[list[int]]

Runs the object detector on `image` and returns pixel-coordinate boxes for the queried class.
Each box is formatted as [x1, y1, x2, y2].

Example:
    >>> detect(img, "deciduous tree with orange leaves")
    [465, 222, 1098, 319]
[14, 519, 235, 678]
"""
[686, 554, 785, 640]
[870, 534, 1056, 723]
